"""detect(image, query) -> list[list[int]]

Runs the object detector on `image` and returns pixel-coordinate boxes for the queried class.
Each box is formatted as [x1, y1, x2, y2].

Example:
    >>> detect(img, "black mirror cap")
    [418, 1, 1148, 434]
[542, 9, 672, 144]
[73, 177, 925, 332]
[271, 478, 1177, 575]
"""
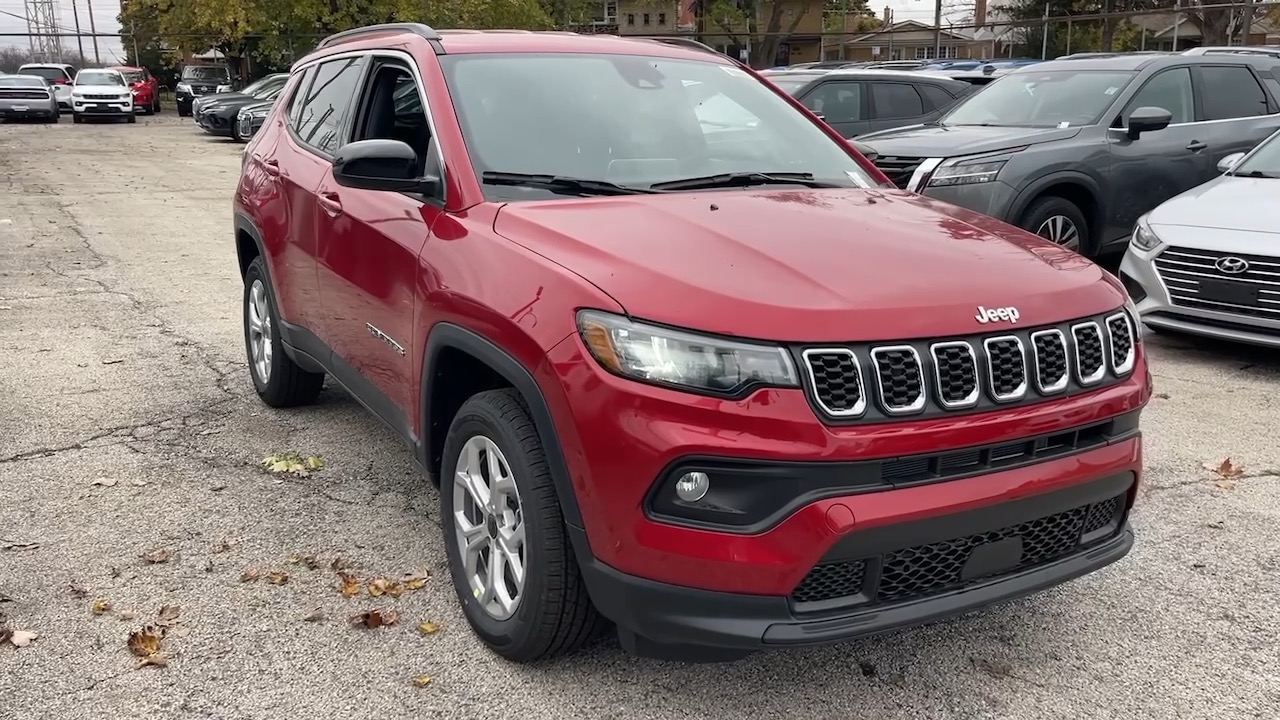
[331, 139, 441, 195]
[1127, 106, 1173, 139]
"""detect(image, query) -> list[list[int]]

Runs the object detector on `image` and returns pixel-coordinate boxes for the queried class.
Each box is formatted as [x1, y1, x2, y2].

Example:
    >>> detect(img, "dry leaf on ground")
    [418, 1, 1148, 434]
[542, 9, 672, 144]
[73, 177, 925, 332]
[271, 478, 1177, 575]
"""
[411, 675, 433, 688]
[337, 572, 361, 597]
[330, 557, 351, 571]
[127, 626, 164, 657]
[156, 605, 181, 626]
[90, 598, 112, 615]
[402, 572, 429, 590]
[349, 609, 400, 629]
[267, 571, 289, 585]
[117, 611, 136, 621]
[288, 553, 320, 570]
[1205, 458, 1246, 489]
[241, 568, 262, 582]
[211, 538, 238, 554]
[140, 548, 172, 564]
[262, 452, 325, 477]
[417, 620, 440, 635]
[367, 577, 403, 598]
[302, 608, 325, 623]
[0, 540, 39, 551]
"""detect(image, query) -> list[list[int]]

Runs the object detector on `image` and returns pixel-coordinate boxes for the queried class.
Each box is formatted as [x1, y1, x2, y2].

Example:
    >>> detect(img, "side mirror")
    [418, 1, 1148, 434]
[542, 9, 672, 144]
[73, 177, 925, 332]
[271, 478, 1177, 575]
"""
[1218, 152, 1247, 174]
[331, 139, 441, 196]
[1126, 106, 1172, 140]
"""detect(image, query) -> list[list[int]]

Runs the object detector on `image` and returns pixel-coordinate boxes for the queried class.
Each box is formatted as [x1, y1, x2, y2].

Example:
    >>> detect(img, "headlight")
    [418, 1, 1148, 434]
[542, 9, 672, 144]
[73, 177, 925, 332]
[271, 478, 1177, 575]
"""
[928, 155, 1010, 187]
[576, 310, 799, 396]
[1124, 294, 1144, 342]
[216, 84, 232, 93]
[1131, 215, 1161, 252]
[176, 82, 191, 93]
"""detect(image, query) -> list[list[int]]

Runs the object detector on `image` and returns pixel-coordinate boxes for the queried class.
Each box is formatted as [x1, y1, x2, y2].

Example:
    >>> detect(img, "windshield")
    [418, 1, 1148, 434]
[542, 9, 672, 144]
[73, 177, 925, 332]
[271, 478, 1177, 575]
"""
[182, 66, 230, 81]
[1233, 131, 1280, 177]
[942, 70, 1135, 127]
[119, 69, 145, 83]
[439, 52, 875, 198]
[76, 71, 124, 86]
[20, 66, 65, 81]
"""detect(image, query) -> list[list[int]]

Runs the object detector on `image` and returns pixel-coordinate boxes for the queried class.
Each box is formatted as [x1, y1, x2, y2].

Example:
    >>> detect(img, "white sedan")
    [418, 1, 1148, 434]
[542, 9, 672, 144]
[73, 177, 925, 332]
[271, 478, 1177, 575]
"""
[1119, 129, 1280, 347]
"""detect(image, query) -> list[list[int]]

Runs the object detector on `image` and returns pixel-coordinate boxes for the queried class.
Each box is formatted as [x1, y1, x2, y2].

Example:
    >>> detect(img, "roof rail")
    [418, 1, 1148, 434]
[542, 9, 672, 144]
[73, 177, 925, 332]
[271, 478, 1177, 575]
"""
[1182, 45, 1280, 58]
[636, 36, 725, 56]
[316, 22, 440, 49]
[1056, 50, 1167, 60]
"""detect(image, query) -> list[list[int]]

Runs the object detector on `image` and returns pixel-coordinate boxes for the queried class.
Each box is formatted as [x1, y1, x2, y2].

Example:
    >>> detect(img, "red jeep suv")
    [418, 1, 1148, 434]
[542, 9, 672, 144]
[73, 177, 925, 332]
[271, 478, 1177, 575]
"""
[233, 23, 1150, 663]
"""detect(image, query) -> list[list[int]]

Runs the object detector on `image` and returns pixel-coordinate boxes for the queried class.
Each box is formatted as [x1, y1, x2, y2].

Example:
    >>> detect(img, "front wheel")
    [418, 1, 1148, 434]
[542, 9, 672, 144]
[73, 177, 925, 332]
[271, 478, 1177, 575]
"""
[1019, 196, 1090, 255]
[440, 389, 603, 663]
[72, 113, 82, 124]
[126, 114, 137, 124]
[242, 257, 324, 407]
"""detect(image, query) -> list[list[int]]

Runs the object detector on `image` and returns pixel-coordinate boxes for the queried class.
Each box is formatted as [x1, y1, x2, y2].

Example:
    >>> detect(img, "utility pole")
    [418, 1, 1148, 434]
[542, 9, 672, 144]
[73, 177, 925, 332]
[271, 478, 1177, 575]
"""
[1172, 0, 1180, 51]
[933, 0, 942, 59]
[1040, 1, 1049, 59]
[70, 0, 86, 66]
[131, 20, 140, 65]
[1241, 0, 1256, 45]
[86, 0, 101, 64]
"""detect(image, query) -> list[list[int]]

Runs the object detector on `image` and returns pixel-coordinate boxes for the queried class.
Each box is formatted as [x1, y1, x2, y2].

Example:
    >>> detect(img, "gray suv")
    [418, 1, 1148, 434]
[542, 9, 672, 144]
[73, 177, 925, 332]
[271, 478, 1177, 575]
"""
[854, 50, 1280, 256]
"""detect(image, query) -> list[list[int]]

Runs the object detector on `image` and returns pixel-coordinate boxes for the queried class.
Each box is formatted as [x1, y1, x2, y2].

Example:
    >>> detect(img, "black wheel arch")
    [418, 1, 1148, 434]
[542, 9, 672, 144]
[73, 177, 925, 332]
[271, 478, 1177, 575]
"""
[234, 212, 268, 282]
[420, 323, 590, 544]
[1008, 171, 1105, 252]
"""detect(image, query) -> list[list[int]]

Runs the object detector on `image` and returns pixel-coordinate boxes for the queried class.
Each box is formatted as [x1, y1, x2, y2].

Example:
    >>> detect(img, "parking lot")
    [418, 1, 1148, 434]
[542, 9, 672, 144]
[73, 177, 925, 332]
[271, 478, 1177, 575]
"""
[1, 115, 1279, 719]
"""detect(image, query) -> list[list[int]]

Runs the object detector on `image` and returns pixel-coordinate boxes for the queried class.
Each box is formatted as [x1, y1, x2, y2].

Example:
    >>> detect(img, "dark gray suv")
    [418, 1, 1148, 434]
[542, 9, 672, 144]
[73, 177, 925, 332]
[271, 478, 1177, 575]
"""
[854, 50, 1280, 256]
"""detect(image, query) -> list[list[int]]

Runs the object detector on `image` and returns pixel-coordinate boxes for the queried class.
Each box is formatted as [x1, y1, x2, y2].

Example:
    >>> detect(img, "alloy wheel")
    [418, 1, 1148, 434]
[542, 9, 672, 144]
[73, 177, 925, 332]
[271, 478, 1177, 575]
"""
[1035, 215, 1081, 251]
[452, 435, 526, 621]
[246, 279, 273, 384]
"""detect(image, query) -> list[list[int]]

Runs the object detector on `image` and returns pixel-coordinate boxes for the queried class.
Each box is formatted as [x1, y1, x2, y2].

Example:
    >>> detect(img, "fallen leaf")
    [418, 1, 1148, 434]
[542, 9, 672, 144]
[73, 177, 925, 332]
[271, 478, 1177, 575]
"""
[302, 608, 325, 622]
[118, 611, 137, 621]
[1, 540, 39, 551]
[267, 571, 289, 585]
[109, 566, 122, 579]
[262, 452, 323, 477]
[241, 568, 262, 582]
[368, 577, 401, 597]
[0, 625, 10, 645]
[402, 572, 429, 590]
[337, 572, 360, 597]
[1207, 521, 1226, 529]
[90, 598, 112, 615]
[9, 629, 38, 648]
[305, 455, 324, 471]
[411, 674, 433, 688]
[1155, 392, 1171, 400]
[349, 608, 400, 629]
[127, 626, 164, 658]
[140, 548, 172, 564]
[156, 605, 181, 626]
[91, 477, 119, 487]
[136, 653, 169, 668]
[66, 583, 88, 598]
[1205, 457, 1245, 479]
[171, 626, 192, 638]
[417, 620, 440, 635]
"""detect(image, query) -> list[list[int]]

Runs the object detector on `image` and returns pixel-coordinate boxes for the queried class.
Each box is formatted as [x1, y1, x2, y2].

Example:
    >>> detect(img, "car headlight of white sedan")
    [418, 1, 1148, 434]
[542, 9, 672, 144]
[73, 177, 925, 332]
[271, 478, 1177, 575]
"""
[1130, 215, 1162, 252]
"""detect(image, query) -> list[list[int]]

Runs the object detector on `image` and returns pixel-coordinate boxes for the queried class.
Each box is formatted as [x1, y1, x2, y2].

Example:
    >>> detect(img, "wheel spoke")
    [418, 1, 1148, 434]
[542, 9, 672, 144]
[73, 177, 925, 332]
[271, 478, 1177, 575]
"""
[479, 551, 498, 606]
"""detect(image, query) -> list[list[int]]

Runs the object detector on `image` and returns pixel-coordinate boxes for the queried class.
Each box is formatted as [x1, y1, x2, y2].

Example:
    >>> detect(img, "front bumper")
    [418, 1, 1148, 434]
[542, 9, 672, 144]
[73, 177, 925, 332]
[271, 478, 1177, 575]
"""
[581, 469, 1136, 661]
[1120, 243, 1280, 348]
[73, 100, 132, 116]
[198, 110, 235, 136]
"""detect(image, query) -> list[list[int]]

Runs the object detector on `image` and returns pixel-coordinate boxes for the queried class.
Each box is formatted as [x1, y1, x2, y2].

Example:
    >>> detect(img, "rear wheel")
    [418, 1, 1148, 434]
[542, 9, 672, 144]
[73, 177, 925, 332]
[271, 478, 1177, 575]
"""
[440, 389, 603, 662]
[1019, 196, 1090, 255]
[242, 257, 325, 407]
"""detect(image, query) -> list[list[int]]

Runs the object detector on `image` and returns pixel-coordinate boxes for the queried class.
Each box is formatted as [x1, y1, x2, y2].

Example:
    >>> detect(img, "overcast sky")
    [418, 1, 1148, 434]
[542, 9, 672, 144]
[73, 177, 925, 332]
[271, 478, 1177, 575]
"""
[0, 0, 124, 62]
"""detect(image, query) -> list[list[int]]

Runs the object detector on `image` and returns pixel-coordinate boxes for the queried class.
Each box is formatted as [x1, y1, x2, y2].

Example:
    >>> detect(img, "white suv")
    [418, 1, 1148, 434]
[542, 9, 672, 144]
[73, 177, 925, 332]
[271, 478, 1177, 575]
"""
[71, 68, 135, 124]
[17, 63, 75, 109]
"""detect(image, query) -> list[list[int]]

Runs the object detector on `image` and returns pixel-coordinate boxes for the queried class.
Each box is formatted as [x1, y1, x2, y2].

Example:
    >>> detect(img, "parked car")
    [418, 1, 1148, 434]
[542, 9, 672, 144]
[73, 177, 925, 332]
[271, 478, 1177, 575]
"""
[70, 68, 135, 124]
[194, 73, 289, 136]
[17, 62, 74, 109]
[175, 65, 232, 116]
[766, 68, 975, 138]
[234, 23, 1148, 665]
[854, 49, 1280, 256]
[1120, 128, 1280, 346]
[235, 99, 274, 142]
[0, 74, 60, 122]
[110, 65, 161, 115]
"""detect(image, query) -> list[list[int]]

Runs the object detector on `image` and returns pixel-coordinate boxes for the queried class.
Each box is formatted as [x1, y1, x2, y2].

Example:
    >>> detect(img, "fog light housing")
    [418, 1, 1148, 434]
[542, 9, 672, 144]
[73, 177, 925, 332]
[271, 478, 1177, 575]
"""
[674, 471, 710, 502]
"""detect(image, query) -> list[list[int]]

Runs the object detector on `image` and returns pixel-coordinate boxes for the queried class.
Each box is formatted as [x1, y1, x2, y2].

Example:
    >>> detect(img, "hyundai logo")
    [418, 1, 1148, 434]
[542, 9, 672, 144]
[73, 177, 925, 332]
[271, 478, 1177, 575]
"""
[1215, 256, 1250, 274]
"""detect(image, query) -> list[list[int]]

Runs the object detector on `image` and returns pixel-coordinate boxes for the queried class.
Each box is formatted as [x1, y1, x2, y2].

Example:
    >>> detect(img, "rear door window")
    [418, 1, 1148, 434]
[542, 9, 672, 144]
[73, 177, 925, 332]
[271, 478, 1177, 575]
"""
[871, 82, 925, 119]
[799, 81, 863, 122]
[1199, 65, 1271, 120]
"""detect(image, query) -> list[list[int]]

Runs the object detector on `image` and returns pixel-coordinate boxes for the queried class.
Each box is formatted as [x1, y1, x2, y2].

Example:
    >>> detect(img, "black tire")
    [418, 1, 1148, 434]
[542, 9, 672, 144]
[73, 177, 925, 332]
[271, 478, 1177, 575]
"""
[72, 113, 82, 124]
[153, 96, 161, 113]
[1018, 196, 1091, 255]
[242, 256, 324, 407]
[440, 389, 603, 663]
[126, 114, 137, 124]
[178, 107, 190, 117]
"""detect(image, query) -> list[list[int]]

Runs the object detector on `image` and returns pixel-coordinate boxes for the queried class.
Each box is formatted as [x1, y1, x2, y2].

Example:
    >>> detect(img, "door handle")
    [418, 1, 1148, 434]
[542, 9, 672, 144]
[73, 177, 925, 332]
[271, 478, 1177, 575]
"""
[1186, 140, 1207, 151]
[261, 158, 280, 176]
[318, 191, 343, 217]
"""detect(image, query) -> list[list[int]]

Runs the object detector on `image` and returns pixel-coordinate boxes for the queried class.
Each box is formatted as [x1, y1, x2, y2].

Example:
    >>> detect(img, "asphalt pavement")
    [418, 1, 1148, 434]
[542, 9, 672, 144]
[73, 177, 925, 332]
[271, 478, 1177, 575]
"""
[1, 115, 1278, 720]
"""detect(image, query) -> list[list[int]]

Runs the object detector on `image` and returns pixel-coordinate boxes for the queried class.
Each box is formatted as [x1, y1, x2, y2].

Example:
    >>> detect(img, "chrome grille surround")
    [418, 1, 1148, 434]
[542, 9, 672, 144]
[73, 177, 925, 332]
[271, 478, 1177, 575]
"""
[928, 340, 980, 409]
[800, 348, 867, 418]
[870, 345, 927, 415]
[1070, 321, 1107, 386]
[1104, 312, 1135, 375]
[1029, 329, 1070, 395]
[982, 335, 1028, 403]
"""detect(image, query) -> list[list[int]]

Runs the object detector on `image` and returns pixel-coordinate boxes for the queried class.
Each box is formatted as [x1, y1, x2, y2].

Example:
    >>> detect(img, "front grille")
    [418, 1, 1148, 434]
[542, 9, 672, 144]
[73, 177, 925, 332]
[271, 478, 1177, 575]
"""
[238, 113, 254, 138]
[797, 310, 1135, 423]
[790, 492, 1126, 607]
[0, 89, 49, 100]
[1154, 246, 1280, 319]
[871, 156, 924, 189]
[82, 93, 120, 101]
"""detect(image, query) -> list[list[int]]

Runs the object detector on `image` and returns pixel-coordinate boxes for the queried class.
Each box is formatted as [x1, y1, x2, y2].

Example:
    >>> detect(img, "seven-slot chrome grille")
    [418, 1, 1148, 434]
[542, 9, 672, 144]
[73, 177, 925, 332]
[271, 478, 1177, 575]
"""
[797, 309, 1135, 423]
[1153, 246, 1280, 319]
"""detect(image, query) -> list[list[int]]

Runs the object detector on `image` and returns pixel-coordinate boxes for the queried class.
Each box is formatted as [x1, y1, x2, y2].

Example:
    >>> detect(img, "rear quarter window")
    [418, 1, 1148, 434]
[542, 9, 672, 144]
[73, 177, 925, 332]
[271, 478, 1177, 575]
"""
[1199, 65, 1272, 119]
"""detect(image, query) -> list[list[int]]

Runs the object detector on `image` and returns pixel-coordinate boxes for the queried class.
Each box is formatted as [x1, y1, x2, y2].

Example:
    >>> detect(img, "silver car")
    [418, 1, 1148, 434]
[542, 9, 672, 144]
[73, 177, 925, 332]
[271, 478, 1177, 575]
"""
[0, 74, 60, 122]
[1119, 128, 1280, 347]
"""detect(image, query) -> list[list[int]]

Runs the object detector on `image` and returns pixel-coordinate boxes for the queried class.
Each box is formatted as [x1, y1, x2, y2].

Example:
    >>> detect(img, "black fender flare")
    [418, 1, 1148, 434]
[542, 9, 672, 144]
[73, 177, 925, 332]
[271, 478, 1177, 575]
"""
[420, 323, 589, 539]
[233, 212, 268, 280]
[1007, 172, 1105, 242]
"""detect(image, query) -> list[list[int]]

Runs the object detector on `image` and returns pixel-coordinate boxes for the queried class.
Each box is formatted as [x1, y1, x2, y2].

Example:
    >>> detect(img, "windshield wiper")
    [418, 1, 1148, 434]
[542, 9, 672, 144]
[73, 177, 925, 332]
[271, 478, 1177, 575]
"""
[1239, 169, 1280, 179]
[481, 172, 655, 196]
[648, 171, 841, 191]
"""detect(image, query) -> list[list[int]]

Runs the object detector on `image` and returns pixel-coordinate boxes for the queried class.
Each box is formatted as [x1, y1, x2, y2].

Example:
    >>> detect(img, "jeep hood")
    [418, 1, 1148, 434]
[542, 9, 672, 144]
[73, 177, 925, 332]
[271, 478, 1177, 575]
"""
[856, 124, 1081, 159]
[492, 189, 1124, 343]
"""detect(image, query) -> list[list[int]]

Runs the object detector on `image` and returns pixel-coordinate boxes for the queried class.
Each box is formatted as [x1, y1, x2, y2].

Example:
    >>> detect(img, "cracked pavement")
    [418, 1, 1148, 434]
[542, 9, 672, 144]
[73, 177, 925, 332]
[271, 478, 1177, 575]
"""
[2, 116, 1279, 720]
